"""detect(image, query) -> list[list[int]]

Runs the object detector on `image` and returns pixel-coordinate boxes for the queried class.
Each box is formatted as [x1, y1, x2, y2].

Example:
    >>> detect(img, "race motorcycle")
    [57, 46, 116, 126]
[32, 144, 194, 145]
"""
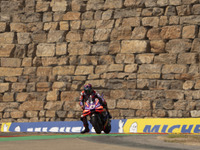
[82, 95, 111, 134]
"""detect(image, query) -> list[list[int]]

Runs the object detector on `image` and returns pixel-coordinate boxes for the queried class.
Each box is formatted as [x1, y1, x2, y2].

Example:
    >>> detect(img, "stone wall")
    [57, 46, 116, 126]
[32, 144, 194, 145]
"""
[0, 0, 200, 123]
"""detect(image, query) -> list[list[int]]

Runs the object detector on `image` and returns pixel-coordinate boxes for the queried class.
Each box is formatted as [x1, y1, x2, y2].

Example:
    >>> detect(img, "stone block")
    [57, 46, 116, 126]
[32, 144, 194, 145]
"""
[75, 66, 94, 75]
[66, 30, 82, 42]
[36, 1, 50, 12]
[72, 0, 86, 12]
[11, 111, 24, 119]
[111, 27, 132, 40]
[162, 64, 188, 74]
[178, 5, 192, 16]
[191, 110, 200, 117]
[44, 22, 58, 31]
[1, 58, 21, 67]
[56, 43, 67, 56]
[19, 101, 44, 111]
[182, 25, 197, 39]
[183, 81, 195, 90]
[3, 93, 15, 102]
[37, 82, 51, 92]
[157, 0, 168, 6]
[91, 42, 109, 55]
[61, 91, 79, 101]
[50, 0, 67, 12]
[122, 17, 140, 27]
[115, 54, 134, 64]
[83, 29, 94, 42]
[131, 27, 147, 40]
[136, 110, 152, 117]
[129, 100, 151, 110]
[136, 54, 154, 64]
[42, 57, 58, 66]
[177, 53, 197, 64]
[60, 21, 69, 31]
[0, 22, 7, 32]
[147, 28, 161, 40]
[104, 0, 123, 9]
[52, 82, 67, 91]
[109, 41, 120, 54]
[169, 16, 179, 25]
[144, 0, 157, 7]
[110, 90, 125, 99]
[43, 12, 53, 22]
[12, 83, 26, 92]
[68, 42, 91, 55]
[192, 38, 200, 52]
[79, 56, 98, 65]
[63, 12, 81, 20]
[0, 32, 14, 44]
[96, 20, 114, 29]
[16, 93, 29, 102]
[166, 39, 192, 53]
[116, 99, 131, 109]
[124, 0, 145, 7]
[26, 111, 38, 118]
[138, 64, 162, 73]
[45, 101, 63, 110]
[102, 10, 113, 20]
[36, 43, 55, 57]
[108, 64, 124, 72]
[94, 29, 111, 41]
[47, 90, 59, 101]
[164, 6, 177, 16]
[53, 66, 75, 76]
[0, 83, 9, 93]
[150, 40, 165, 53]
[182, 0, 199, 5]
[22, 58, 32, 67]
[48, 30, 66, 43]
[32, 32, 47, 43]
[99, 55, 114, 65]
[161, 26, 181, 39]
[180, 15, 200, 24]
[168, 110, 182, 117]
[193, 4, 200, 15]
[154, 54, 177, 64]
[46, 110, 56, 117]
[121, 40, 148, 53]
[169, 0, 181, 5]
[70, 21, 81, 30]
[142, 17, 159, 27]
[165, 90, 184, 99]
[0, 68, 23, 77]
[37, 67, 52, 76]
[0, 44, 15, 57]
[87, 0, 104, 11]
[95, 65, 108, 74]
[141, 8, 153, 16]
[81, 20, 96, 29]
[124, 64, 138, 73]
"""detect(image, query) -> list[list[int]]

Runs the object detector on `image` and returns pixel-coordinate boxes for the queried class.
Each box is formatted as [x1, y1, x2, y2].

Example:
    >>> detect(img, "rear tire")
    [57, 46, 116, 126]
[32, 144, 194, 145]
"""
[90, 114, 103, 134]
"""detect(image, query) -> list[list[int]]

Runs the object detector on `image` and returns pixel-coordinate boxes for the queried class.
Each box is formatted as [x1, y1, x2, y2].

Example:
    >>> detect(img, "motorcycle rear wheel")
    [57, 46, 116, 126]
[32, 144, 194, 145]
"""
[90, 114, 103, 134]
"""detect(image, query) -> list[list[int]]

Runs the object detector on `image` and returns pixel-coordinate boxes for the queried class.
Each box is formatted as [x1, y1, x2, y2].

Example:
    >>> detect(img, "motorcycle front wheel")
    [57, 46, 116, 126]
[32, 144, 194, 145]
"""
[90, 114, 103, 134]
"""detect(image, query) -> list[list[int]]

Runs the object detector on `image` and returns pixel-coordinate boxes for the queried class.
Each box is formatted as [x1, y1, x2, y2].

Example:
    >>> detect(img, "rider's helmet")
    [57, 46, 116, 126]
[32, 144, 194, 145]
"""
[84, 83, 93, 95]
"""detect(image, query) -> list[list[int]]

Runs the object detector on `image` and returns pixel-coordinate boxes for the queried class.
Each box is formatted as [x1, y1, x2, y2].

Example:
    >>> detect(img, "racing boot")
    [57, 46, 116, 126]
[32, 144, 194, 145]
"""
[81, 116, 90, 134]
[81, 126, 89, 134]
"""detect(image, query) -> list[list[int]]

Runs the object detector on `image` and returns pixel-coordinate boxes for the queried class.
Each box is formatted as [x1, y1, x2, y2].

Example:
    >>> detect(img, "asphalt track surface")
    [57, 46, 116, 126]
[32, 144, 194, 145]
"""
[1, 133, 200, 150]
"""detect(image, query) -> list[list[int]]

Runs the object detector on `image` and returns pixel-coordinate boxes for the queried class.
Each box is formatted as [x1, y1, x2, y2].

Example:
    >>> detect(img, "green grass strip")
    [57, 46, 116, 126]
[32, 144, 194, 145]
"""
[0, 134, 135, 142]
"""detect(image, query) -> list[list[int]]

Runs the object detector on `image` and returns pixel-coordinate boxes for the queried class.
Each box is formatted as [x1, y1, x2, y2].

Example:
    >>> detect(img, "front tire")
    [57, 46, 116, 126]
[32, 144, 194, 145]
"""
[90, 114, 103, 134]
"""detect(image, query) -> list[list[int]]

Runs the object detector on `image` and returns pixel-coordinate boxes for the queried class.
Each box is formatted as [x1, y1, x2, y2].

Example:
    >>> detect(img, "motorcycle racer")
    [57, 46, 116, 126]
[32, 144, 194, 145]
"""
[79, 83, 112, 134]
